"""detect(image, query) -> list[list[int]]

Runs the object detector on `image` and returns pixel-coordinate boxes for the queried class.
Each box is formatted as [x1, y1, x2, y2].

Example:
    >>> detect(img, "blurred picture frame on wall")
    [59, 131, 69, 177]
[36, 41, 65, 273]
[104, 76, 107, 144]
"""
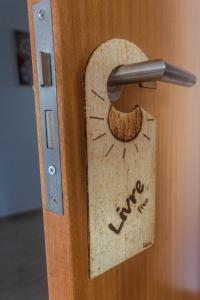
[15, 30, 33, 86]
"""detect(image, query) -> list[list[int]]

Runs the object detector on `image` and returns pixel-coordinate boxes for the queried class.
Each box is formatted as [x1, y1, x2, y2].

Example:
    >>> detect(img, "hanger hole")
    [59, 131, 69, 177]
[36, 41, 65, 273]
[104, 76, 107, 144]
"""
[107, 83, 145, 113]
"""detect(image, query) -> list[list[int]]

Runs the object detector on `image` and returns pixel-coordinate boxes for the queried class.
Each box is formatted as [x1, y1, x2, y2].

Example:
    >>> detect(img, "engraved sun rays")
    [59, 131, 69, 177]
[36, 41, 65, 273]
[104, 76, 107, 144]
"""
[90, 89, 154, 159]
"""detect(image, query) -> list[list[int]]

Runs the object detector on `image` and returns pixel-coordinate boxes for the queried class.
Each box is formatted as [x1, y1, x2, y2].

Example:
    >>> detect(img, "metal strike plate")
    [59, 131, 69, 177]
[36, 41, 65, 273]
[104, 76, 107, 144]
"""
[33, 0, 64, 215]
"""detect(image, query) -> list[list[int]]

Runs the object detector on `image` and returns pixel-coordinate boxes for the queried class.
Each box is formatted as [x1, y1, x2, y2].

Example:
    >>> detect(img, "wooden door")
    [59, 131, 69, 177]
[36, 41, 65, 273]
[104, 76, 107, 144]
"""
[28, 0, 200, 299]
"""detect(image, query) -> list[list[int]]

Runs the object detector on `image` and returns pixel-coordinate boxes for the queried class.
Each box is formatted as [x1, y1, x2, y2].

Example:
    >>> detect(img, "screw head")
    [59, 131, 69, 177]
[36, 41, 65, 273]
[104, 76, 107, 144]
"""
[48, 165, 56, 175]
[38, 9, 46, 20]
[50, 196, 57, 204]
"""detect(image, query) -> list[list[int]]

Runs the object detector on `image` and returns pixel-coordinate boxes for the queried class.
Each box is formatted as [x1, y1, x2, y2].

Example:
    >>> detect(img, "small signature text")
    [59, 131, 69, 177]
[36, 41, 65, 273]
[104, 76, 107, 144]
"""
[143, 240, 152, 248]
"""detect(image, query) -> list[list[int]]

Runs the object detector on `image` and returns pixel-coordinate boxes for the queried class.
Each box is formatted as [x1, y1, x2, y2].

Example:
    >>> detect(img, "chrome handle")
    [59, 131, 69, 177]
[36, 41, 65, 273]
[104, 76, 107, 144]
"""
[108, 59, 197, 101]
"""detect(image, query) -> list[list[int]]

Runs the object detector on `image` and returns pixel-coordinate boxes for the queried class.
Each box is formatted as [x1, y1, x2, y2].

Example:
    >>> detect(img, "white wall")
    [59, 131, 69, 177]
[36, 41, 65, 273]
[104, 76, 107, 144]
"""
[0, 0, 42, 217]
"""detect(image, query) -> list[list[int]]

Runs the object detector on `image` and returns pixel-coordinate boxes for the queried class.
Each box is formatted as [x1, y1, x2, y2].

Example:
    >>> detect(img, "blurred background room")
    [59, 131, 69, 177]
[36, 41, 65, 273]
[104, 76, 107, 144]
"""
[0, 0, 48, 299]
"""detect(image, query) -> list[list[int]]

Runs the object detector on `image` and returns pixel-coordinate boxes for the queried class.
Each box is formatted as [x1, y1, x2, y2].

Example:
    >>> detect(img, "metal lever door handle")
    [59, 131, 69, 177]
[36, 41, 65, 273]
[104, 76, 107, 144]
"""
[107, 59, 197, 101]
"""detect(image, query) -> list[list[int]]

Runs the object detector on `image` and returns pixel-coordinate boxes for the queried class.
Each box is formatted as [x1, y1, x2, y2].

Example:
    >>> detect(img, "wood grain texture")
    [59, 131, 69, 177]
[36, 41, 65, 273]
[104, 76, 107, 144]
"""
[28, 1, 74, 300]
[108, 105, 143, 142]
[85, 39, 156, 278]
[28, 0, 200, 299]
